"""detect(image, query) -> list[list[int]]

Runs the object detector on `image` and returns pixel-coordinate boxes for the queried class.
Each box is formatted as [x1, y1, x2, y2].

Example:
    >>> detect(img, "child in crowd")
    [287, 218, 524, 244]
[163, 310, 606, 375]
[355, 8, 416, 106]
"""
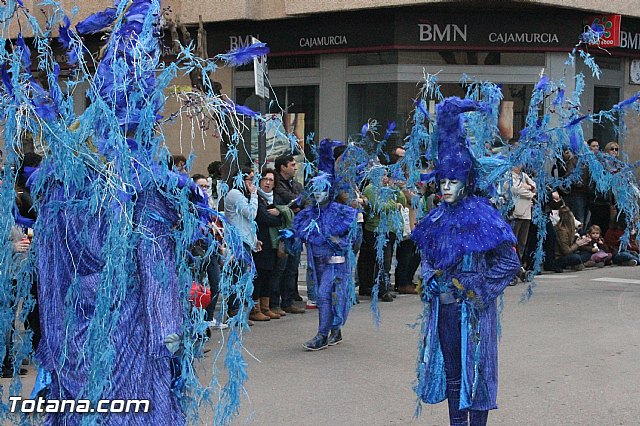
[604, 215, 640, 266]
[578, 225, 613, 267]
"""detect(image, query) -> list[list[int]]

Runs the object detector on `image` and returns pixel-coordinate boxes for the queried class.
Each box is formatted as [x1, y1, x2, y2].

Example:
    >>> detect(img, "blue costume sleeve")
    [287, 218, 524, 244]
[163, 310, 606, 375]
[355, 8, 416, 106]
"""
[455, 242, 520, 308]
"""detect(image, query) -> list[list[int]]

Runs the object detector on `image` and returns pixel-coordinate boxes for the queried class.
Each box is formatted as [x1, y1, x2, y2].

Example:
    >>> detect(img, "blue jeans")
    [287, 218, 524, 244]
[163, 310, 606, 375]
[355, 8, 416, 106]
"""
[306, 263, 317, 303]
[612, 251, 639, 265]
[555, 253, 583, 269]
[438, 303, 489, 426]
[313, 257, 350, 336]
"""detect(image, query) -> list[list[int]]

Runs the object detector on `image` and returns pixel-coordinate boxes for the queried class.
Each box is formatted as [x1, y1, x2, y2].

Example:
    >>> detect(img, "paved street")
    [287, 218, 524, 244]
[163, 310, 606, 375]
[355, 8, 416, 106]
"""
[4, 266, 639, 425]
[230, 266, 640, 425]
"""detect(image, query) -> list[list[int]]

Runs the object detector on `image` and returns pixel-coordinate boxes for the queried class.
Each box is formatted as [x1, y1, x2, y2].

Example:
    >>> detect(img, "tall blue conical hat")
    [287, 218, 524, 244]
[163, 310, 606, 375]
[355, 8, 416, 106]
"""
[317, 138, 345, 183]
[434, 97, 484, 187]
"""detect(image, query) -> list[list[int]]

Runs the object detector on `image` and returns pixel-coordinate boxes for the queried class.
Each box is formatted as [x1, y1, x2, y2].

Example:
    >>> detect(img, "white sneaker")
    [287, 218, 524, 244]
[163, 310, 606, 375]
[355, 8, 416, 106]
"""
[208, 318, 229, 330]
[305, 300, 317, 309]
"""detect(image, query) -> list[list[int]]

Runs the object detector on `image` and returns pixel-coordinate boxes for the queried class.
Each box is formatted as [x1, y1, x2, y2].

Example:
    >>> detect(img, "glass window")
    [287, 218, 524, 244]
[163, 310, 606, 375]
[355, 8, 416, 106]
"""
[348, 52, 399, 66]
[593, 86, 620, 144]
[347, 82, 533, 144]
[236, 55, 319, 72]
[235, 85, 319, 158]
[593, 56, 621, 71]
[348, 51, 545, 66]
[347, 83, 415, 142]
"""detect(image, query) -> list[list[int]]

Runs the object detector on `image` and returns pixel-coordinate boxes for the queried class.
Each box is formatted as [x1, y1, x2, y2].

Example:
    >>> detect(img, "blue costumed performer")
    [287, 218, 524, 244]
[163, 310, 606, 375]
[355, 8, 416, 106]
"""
[412, 97, 520, 425]
[294, 139, 358, 351]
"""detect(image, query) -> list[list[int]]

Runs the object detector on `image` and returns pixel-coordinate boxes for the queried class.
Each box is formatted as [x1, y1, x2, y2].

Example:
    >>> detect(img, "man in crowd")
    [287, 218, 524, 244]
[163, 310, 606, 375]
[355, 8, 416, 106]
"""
[272, 155, 305, 314]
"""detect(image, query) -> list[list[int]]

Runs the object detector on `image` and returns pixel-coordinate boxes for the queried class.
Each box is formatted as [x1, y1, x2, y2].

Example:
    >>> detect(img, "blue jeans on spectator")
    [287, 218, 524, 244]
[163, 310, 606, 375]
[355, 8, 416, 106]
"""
[555, 253, 583, 269]
[438, 303, 489, 426]
[612, 250, 639, 265]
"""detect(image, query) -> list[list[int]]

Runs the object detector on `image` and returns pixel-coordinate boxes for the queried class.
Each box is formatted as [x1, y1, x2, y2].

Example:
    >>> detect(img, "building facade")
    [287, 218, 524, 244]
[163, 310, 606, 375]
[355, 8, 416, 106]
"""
[204, 4, 640, 164]
[5, 1, 640, 173]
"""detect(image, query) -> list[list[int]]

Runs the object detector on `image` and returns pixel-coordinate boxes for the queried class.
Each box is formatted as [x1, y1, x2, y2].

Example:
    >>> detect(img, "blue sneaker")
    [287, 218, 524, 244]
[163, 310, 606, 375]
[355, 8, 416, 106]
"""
[328, 329, 342, 346]
[303, 333, 328, 351]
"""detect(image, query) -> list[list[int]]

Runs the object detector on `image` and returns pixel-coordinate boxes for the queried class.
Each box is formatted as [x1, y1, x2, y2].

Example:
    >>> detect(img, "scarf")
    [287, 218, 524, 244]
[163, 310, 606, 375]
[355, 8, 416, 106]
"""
[258, 188, 274, 205]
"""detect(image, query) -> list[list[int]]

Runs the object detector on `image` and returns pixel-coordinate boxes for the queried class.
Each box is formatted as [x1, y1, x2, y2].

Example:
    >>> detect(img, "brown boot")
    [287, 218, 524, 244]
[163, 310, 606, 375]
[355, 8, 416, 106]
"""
[397, 285, 418, 295]
[271, 307, 286, 316]
[249, 304, 271, 321]
[260, 297, 280, 319]
[283, 305, 305, 314]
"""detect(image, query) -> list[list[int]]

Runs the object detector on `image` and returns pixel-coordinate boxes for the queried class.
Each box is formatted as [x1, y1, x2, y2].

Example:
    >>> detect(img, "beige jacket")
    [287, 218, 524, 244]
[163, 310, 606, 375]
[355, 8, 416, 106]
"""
[508, 171, 536, 220]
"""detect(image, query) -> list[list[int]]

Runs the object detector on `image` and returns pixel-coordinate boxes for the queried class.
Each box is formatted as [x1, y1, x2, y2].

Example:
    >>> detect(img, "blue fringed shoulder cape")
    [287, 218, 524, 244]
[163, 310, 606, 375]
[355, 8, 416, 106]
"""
[294, 201, 358, 255]
[411, 195, 517, 271]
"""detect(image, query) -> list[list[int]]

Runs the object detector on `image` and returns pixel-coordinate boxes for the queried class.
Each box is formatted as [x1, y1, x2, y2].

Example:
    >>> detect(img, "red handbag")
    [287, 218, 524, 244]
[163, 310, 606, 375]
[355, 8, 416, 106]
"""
[189, 282, 211, 308]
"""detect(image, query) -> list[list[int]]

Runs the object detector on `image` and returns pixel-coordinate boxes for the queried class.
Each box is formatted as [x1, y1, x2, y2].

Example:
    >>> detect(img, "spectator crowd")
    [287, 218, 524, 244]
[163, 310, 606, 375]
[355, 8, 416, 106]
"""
[4, 136, 639, 361]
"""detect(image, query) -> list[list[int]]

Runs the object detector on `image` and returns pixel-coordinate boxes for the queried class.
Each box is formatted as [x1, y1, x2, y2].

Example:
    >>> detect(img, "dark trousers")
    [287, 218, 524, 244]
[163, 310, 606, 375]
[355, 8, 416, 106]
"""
[565, 193, 588, 226]
[278, 251, 300, 309]
[543, 221, 559, 269]
[253, 267, 273, 300]
[269, 255, 286, 308]
[588, 204, 612, 236]
[438, 303, 489, 426]
[357, 229, 396, 296]
[204, 256, 220, 322]
[510, 218, 531, 262]
[27, 278, 40, 352]
[395, 239, 420, 289]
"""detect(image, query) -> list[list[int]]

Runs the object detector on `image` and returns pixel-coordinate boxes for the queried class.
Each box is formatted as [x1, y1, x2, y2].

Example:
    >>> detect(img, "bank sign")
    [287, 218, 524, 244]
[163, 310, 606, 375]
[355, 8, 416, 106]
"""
[208, 10, 640, 57]
[404, 12, 577, 50]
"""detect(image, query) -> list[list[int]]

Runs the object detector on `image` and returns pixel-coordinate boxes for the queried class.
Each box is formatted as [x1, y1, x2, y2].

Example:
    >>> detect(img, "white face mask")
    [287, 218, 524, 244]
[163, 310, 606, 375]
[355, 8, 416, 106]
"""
[313, 191, 329, 204]
[439, 179, 466, 204]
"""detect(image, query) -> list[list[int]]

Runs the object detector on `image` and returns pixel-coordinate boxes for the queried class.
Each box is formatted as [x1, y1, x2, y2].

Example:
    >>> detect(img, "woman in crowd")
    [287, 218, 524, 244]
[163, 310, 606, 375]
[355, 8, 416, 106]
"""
[554, 206, 589, 270]
[508, 164, 536, 271]
[224, 166, 259, 319]
[251, 169, 284, 321]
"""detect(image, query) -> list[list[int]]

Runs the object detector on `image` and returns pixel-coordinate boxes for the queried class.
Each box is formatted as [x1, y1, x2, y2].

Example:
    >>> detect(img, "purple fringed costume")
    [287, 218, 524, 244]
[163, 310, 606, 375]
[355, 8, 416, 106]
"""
[36, 189, 185, 425]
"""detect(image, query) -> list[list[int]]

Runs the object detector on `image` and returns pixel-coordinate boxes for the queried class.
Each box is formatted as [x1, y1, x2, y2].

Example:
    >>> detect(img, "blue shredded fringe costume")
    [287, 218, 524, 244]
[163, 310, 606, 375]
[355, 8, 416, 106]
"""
[412, 97, 520, 424]
[294, 201, 358, 337]
[35, 187, 185, 425]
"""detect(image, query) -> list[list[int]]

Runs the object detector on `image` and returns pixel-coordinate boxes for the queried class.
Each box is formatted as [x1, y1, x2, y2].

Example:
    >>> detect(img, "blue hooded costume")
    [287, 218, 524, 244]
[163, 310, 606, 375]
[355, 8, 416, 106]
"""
[411, 98, 520, 420]
[294, 140, 358, 340]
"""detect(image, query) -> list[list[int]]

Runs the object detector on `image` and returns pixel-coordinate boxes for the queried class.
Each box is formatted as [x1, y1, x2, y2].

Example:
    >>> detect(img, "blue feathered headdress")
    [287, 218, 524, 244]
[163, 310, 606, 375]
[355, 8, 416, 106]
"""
[317, 138, 345, 184]
[434, 97, 485, 188]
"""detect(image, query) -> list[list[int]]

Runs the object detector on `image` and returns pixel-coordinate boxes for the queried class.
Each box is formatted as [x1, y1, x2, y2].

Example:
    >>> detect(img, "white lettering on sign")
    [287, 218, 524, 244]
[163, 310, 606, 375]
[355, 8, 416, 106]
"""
[488, 32, 559, 44]
[620, 31, 640, 50]
[229, 34, 260, 50]
[418, 24, 467, 42]
[299, 35, 348, 48]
